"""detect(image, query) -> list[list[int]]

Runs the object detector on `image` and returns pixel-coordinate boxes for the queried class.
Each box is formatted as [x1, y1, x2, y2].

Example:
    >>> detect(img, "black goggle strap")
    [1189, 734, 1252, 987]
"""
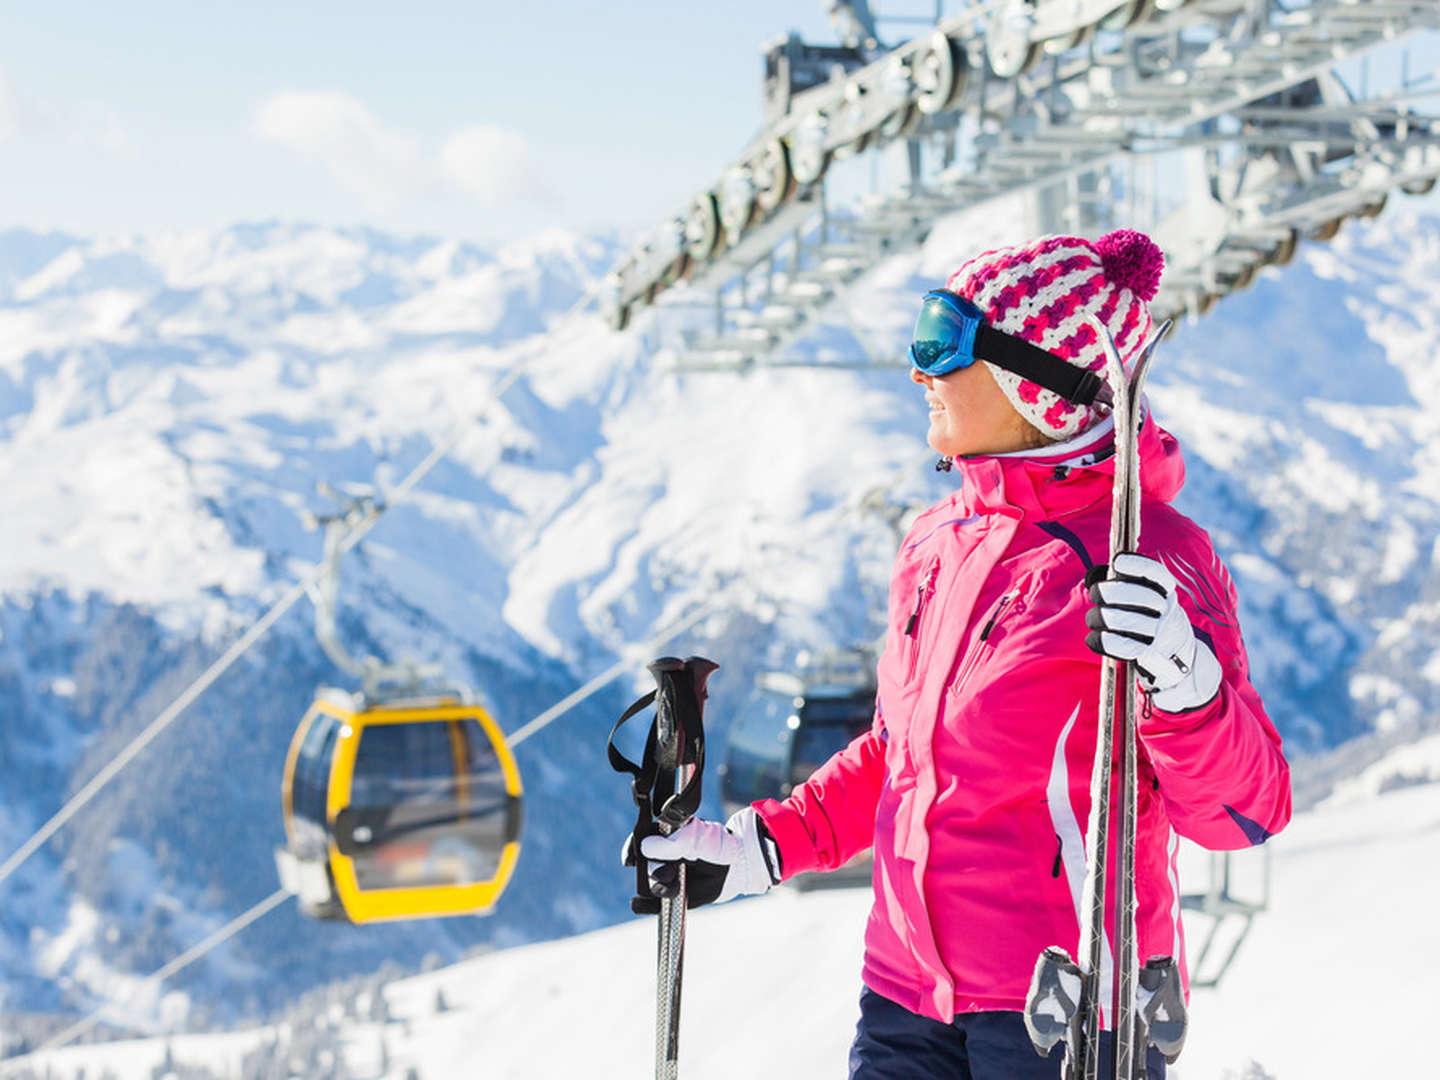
[973, 323, 1112, 408]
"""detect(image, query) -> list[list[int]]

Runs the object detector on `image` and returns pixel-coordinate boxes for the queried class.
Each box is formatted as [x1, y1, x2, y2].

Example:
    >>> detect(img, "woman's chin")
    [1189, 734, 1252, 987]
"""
[927, 427, 962, 458]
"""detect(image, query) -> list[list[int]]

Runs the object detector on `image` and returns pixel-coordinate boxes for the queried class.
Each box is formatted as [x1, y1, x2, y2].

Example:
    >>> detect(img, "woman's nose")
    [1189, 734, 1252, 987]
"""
[910, 366, 930, 386]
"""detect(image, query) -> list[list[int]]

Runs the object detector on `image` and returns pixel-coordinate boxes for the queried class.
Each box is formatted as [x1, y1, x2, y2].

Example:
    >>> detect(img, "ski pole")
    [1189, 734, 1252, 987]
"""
[649, 657, 716, 1080]
[608, 656, 716, 1080]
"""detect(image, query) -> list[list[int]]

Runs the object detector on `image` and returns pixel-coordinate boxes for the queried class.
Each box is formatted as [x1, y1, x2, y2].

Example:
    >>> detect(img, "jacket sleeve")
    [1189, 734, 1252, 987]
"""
[752, 706, 886, 881]
[1139, 544, 1292, 851]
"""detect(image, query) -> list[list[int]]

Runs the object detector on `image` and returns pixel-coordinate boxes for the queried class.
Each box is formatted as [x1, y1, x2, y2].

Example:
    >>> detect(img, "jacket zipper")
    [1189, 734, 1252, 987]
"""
[904, 561, 940, 681]
[978, 592, 1013, 642]
[949, 589, 1021, 699]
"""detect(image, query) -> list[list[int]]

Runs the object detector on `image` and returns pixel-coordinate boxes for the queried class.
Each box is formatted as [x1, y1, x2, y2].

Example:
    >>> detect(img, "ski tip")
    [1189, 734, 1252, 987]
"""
[1141, 318, 1175, 356]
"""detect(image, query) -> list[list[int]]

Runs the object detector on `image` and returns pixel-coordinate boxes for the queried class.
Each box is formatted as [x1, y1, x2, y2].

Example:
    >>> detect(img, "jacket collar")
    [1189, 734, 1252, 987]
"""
[952, 412, 1186, 521]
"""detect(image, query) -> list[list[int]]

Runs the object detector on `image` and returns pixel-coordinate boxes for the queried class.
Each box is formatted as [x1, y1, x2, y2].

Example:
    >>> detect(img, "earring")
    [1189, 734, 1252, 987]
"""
[934, 456, 953, 472]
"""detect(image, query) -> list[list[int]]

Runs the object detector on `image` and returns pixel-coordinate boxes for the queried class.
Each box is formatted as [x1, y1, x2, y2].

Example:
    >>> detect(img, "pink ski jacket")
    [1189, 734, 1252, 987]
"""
[754, 418, 1291, 1024]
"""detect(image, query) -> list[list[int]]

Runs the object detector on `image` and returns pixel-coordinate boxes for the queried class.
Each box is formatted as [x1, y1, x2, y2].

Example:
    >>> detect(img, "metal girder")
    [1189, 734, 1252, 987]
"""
[607, 1, 1440, 372]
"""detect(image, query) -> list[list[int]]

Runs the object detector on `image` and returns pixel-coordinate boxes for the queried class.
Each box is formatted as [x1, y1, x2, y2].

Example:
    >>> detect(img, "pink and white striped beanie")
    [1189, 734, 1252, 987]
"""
[945, 229, 1164, 440]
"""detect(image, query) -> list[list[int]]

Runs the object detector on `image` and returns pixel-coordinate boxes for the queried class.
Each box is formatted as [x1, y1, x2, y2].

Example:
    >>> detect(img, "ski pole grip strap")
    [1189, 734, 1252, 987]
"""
[656, 737, 705, 828]
[609, 657, 718, 913]
[609, 691, 664, 912]
[606, 690, 658, 795]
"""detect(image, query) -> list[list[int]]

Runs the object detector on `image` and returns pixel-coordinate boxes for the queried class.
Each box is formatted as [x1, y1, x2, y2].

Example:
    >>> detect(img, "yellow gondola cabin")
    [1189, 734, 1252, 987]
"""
[276, 689, 523, 923]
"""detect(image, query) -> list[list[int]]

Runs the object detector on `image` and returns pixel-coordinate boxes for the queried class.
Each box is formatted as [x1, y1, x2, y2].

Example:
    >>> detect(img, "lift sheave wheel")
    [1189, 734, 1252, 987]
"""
[279, 692, 523, 923]
[720, 167, 759, 243]
[916, 31, 968, 116]
[1267, 228, 1300, 268]
[752, 137, 795, 214]
[986, 15, 1042, 81]
[1100, 0, 1154, 32]
[684, 193, 722, 263]
[788, 112, 831, 187]
[1309, 215, 1344, 242]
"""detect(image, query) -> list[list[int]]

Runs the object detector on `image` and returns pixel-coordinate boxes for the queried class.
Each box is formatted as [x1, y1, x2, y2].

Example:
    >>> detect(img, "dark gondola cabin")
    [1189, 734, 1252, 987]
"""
[277, 689, 522, 923]
[719, 655, 877, 818]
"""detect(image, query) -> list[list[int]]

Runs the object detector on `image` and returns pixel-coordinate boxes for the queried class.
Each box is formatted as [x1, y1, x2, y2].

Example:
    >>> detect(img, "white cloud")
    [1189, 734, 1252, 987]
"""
[1, 68, 32, 141]
[252, 91, 552, 213]
[0, 67, 132, 152]
[440, 125, 554, 207]
[252, 90, 425, 208]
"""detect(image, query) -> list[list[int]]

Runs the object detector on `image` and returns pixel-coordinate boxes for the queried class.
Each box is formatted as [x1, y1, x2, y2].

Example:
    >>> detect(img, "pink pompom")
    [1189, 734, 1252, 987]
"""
[1095, 229, 1164, 302]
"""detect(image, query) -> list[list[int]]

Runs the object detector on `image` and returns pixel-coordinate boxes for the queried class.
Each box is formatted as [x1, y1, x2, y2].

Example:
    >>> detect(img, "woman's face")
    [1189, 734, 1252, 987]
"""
[911, 360, 1044, 458]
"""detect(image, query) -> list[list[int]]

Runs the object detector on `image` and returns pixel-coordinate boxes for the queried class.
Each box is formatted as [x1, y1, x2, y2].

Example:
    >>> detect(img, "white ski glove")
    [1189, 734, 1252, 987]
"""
[624, 807, 783, 909]
[1086, 552, 1223, 713]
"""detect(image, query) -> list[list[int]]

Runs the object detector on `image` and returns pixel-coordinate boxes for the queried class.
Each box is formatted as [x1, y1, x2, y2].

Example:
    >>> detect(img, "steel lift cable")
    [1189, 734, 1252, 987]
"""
[0, 528, 831, 1067]
[0, 284, 600, 893]
[7, 888, 293, 1066]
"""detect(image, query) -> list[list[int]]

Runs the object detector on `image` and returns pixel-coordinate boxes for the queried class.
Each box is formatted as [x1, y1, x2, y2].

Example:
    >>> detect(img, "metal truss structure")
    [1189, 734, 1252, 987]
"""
[603, 0, 1440, 372]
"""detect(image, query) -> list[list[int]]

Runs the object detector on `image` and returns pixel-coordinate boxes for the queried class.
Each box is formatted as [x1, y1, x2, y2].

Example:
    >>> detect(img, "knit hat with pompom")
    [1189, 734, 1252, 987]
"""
[945, 229, 1164, 441]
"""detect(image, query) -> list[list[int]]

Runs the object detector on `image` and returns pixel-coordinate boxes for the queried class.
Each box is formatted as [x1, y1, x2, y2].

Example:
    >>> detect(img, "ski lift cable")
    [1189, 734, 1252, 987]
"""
[0, 580, 311, 890]
[2, 887, 292, 1070]
[509, 585, 732, 748]
[0, 284, 600, 893]
[3, 554, 785, 1066]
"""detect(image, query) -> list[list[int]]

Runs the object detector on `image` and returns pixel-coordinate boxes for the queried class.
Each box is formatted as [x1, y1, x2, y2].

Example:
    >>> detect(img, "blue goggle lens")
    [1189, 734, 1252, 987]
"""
[909, 291, 984, 376]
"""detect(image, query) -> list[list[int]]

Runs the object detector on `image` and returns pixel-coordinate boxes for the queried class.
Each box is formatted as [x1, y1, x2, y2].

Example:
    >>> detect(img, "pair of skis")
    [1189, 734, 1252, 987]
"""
[608, 656, 717, 1080]
[1023, 321, 1188, 1080]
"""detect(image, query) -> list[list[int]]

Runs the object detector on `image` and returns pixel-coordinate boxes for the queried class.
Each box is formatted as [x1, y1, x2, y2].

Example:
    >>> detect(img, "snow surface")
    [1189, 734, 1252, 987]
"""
[10, 747, 1437, 1079]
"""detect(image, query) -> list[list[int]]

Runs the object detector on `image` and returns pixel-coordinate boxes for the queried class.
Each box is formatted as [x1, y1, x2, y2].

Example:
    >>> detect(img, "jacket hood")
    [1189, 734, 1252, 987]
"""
[951, 411, 1186, 521]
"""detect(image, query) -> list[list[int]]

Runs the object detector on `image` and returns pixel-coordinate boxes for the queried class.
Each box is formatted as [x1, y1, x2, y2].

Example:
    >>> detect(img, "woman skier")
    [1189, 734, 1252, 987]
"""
[633, 229, 1293, 1078]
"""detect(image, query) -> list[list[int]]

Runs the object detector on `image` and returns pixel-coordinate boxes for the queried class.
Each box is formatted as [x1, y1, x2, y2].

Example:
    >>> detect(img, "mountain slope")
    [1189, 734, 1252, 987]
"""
[2, 206, 1439, 1028]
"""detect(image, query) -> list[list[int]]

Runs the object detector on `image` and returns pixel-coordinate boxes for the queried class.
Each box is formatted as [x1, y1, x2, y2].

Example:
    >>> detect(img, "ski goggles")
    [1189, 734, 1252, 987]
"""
[909, 290, 1109, 407]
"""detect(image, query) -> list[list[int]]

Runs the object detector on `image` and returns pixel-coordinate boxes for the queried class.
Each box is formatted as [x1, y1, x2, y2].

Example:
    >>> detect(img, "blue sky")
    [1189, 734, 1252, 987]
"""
[0, 1, 842, 243]
[5, 5, 1439, 247]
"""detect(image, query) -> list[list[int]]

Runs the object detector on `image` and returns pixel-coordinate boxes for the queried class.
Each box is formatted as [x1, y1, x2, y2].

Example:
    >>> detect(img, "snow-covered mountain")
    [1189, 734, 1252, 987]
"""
[3, 202, 1440, 1038]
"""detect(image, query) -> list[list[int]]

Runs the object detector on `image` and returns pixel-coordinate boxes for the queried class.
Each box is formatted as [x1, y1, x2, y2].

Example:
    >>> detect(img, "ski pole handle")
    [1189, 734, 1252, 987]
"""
[647, 656, 717, 833]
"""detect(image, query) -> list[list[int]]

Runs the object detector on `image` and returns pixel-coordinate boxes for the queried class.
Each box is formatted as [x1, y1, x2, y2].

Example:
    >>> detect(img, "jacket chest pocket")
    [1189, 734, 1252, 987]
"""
[901, 557, 941, 685]
[948, 584, 1028, 701]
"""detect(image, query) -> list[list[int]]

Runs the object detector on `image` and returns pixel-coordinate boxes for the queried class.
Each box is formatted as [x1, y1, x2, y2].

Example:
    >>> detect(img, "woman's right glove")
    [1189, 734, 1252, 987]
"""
[1086, 552, 1223, 713]
[622, 807, 784, 911]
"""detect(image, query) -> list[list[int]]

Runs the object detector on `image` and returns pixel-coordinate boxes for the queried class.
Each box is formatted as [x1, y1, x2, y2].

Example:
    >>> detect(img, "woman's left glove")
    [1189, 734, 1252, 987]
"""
[622, 807, 783, 910]
[1086, 552, 1223, 713]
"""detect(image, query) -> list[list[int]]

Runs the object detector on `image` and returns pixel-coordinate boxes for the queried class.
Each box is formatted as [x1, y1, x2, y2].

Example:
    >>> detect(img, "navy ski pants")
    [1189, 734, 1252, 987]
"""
[848, 988, 1167, 1079]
